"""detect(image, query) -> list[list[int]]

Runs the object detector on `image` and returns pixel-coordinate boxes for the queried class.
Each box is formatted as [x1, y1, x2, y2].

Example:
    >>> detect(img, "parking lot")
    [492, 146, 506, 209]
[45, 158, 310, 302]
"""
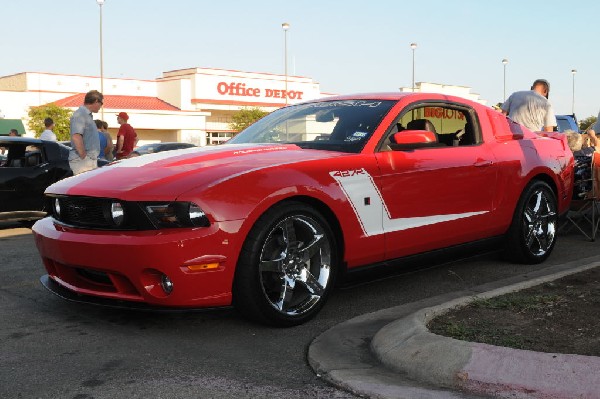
[1, 221, 597, 398]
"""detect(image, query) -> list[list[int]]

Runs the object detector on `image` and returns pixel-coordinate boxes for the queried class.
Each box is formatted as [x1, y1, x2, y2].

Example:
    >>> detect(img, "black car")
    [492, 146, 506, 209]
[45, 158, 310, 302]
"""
[132, 142, 196, 156]
[0, 137, 73, 224]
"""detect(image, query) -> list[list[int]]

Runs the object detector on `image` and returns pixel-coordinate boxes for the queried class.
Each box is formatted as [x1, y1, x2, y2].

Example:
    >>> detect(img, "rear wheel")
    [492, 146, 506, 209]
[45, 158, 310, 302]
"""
[504, 181, 557, 264]
[233, 202, 338, 326]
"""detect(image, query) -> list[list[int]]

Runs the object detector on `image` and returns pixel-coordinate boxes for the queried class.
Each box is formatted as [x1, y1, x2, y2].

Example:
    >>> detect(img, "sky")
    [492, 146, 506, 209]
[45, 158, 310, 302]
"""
[1, 0, 599, 119]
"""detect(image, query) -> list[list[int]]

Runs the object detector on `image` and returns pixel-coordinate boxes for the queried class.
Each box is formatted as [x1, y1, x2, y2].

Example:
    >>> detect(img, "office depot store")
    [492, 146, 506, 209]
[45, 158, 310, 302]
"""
[167, 67, 326, 145]
[0, 67, 327, 145]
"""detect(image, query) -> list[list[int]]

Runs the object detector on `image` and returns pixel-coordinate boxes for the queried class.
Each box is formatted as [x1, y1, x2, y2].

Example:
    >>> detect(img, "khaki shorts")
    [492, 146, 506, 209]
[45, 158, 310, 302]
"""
[69, 156, 97, 175]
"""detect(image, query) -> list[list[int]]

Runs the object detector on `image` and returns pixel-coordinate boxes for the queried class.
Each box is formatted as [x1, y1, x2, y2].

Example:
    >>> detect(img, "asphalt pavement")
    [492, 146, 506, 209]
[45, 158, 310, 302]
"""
[3, 219, 600, 398]
[309, 254, 600, 399]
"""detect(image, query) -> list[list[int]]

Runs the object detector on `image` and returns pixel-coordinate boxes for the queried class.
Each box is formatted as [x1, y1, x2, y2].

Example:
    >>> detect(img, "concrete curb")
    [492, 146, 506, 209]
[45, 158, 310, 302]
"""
[371, 261, 600, 399]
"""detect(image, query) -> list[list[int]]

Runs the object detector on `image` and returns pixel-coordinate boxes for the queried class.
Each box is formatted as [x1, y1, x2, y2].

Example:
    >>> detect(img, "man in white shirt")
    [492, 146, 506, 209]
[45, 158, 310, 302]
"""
[501, 79, 557, 132]
[39, 117, 57, 141]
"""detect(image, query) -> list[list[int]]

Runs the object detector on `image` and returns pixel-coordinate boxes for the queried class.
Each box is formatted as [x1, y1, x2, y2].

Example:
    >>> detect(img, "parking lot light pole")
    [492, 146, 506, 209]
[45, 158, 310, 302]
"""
[571, 69, 577, 114]
[410, 43, 417, 92]
[282, 22, 290, 105]
[97, 0, 105, 118]
[502, 58, 509, 103]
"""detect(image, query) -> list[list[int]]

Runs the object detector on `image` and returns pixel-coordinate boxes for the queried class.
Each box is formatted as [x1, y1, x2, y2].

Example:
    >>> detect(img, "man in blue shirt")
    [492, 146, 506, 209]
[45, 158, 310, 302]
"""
[69, 90, 103, 175]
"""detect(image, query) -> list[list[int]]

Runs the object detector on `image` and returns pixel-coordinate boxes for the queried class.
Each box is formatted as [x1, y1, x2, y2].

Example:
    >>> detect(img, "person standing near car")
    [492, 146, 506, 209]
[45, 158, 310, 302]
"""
[94, 119, 114, 160]
[501, 79, 556, 132]
[101, 120, 114, 161]
[95, 119, 108, 160]
[115, 112, 137, 159]
[583, 109, 600, 149]
[69, 90, 102, 175]
[40, 117, 57, 141]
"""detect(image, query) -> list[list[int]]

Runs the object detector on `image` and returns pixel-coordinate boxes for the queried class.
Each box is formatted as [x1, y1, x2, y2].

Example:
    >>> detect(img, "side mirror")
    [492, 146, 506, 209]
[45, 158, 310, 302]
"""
[389, 130, 442, 150]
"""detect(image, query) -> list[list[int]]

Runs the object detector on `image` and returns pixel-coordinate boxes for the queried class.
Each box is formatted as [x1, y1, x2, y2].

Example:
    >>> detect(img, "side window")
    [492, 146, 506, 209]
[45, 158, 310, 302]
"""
[24, 147, 44, 167]
[382, 103, 479, 150]
[5, 144, 27, 167]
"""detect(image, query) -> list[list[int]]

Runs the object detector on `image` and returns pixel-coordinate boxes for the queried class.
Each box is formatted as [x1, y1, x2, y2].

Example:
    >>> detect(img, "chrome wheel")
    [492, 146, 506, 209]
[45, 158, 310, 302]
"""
[522, 187, 557, 257]
[505, 181, 558, 264]
[258, 215, 332, 316]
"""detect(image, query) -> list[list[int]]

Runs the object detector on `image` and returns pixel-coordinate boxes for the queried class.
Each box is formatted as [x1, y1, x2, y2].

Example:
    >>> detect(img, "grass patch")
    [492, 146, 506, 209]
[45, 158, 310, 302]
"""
[430, 319, 533, 349]
[469, 294, 564, 311]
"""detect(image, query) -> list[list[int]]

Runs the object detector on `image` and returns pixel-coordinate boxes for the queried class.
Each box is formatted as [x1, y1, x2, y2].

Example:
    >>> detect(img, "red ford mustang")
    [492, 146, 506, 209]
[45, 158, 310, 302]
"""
[32, 93, 574, 326]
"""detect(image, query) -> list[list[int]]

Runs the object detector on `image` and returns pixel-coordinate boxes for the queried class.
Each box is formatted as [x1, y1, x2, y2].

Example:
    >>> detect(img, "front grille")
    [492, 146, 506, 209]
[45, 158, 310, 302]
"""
[77, 268, 113, 285]
[60, 196, 109, 227]
[44, 258, 142, 298]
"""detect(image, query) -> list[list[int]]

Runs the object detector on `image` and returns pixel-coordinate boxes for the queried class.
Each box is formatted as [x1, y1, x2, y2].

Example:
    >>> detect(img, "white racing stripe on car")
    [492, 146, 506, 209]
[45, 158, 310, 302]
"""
[110, 146, 222, 168]
[330, 169, 487, 237]
[330, 169, 386, 235]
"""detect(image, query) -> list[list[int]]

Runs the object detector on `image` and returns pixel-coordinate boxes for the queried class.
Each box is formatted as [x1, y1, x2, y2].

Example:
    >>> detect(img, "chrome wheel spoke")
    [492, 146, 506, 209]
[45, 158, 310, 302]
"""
[275, 276, 296, 311]
[282, 219, 299, 250]
[260, 258, 285, 273]
[298, 233, 324, 261]
[297, 267, 325, 296]
[532, 190, 543, 213]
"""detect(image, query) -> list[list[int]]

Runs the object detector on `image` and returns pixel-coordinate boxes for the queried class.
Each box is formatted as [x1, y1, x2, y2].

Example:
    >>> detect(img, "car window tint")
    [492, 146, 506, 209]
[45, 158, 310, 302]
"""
[384, 104, 479, 150]
[227, 100, 396, 153]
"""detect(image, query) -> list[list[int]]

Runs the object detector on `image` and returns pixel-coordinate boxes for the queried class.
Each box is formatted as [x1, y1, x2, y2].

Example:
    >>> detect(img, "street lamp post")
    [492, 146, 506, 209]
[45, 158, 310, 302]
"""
[282, 22, 290, 105]
[571, 69, 577, 114]
[502, 58, 509, 103]
[410, 43, 417, 92]
[97, 0, 105, 118]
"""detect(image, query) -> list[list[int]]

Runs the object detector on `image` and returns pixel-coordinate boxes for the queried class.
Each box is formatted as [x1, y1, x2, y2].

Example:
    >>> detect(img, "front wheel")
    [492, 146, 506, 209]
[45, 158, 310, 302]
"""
[504, 181, 558, 264]
[233, 202, 338, 327]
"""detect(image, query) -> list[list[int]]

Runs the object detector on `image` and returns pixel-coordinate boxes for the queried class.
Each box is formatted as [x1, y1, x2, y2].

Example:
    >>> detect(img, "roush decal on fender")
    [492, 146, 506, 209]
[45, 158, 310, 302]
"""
[329, 169, 487, 236]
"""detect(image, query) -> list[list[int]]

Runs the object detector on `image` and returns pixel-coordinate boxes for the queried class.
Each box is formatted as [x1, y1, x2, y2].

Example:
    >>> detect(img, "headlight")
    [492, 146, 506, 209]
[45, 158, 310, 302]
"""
[54, 198, 61, 217]
[110, 202, 125, 226]
[144, 202, 210, 228]
[188, 203, 209, 227]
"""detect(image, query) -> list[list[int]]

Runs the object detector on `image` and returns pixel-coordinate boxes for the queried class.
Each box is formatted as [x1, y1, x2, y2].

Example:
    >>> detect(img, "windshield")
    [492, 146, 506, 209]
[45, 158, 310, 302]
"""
[227, 100, 396, 153]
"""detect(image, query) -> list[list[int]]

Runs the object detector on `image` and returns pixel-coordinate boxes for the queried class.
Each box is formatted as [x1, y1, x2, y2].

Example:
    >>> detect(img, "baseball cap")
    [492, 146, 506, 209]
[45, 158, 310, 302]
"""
[116, 112, 129, 120]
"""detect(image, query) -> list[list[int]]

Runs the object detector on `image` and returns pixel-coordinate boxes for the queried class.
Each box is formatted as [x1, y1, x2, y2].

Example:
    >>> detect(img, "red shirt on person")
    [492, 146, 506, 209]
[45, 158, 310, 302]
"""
[115, 112, 137, 159]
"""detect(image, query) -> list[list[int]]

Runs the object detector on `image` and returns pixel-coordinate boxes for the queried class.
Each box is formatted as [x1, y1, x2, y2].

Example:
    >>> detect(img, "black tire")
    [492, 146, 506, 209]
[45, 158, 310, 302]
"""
[504, 180, 558, 264]
[232, 201, 338, 327]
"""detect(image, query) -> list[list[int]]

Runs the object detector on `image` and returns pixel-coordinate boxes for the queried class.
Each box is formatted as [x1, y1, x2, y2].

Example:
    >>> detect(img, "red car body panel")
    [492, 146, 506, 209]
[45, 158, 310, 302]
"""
[32, 92, 574, 309]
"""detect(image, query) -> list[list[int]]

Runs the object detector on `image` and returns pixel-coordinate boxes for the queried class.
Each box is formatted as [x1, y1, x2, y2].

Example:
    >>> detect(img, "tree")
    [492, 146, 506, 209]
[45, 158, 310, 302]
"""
[229, 107, 269, 133]
[27, 104, 73, 141]
[579, 115, 597, 131]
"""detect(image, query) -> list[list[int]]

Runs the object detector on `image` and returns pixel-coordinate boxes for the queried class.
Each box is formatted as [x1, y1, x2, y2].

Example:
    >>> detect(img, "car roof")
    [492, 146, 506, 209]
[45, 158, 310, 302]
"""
[307, 92, 484, 108]
[0, 136, 44, 144]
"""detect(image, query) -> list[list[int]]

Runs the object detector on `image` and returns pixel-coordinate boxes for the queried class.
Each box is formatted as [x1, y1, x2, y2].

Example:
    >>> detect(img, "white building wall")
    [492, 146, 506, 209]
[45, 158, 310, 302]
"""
[156, 78, 193, 110]
[161, 68, 324, 111]
[18, 72, 156, 97]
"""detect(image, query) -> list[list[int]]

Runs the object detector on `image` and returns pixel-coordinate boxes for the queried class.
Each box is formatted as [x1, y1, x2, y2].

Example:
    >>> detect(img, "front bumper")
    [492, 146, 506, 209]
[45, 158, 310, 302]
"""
[39, 275, 232, 312]
[32, 217, 244, 308]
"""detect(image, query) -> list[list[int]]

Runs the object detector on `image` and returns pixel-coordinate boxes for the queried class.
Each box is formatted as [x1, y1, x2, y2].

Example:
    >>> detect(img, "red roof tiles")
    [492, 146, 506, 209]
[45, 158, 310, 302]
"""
[53, 94, 180, 111]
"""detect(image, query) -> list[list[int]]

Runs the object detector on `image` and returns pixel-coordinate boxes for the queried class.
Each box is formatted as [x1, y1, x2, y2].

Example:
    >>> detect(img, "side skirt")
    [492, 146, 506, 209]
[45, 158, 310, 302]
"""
[339, 235, 505, 287]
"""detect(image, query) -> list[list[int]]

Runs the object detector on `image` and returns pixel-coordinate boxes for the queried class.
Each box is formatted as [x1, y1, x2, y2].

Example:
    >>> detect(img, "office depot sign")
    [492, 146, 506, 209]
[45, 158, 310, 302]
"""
[216, 81, 304, 101]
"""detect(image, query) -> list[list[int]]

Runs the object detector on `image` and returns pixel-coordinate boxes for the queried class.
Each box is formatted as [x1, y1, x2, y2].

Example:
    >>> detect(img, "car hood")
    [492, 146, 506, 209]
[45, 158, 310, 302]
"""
[47, 144, 347, 200]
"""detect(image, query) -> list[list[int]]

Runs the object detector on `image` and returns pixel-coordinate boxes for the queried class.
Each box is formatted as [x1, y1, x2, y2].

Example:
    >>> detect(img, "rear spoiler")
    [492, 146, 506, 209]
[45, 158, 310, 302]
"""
[536, 131, 569, 151]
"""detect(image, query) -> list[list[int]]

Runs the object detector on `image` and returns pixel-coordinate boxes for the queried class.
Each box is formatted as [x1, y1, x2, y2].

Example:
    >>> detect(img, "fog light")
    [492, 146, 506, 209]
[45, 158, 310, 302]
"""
[160, 274, 173, 294]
